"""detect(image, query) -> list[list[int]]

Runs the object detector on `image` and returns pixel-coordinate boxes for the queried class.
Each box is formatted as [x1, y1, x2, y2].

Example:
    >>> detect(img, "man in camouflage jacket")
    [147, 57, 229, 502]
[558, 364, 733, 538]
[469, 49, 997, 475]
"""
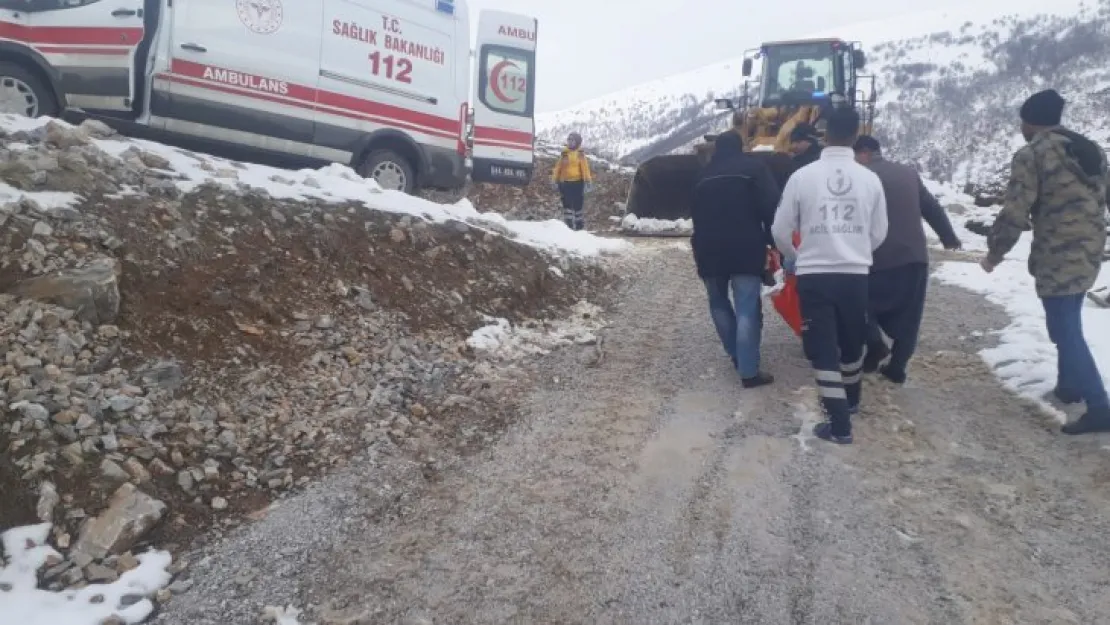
[981, 89, 1110, 434]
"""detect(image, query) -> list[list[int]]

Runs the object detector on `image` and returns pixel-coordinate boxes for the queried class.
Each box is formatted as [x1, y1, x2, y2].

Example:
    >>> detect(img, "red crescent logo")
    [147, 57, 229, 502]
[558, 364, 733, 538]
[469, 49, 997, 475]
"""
[489, 59, 520, 103]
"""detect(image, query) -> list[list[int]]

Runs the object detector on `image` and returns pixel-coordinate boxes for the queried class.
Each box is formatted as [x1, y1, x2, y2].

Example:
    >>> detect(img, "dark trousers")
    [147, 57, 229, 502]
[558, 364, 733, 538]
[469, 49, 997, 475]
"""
[558, 181, 585, 230]
[797, 273, 869, 436]
[867, 263, 929, 375]
[1043, 294, 1110, 409]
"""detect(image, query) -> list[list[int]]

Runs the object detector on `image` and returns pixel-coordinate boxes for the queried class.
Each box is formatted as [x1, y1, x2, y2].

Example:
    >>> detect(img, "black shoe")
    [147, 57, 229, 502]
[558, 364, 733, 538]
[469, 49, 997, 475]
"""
[741, 372, 774, 388]
[879, 365, 906, 384]
[1053, 386, 1083, 405]
[813, 422, 853, 444]
[863, 343, 890, 373]
[1061, 408, 1110, 435]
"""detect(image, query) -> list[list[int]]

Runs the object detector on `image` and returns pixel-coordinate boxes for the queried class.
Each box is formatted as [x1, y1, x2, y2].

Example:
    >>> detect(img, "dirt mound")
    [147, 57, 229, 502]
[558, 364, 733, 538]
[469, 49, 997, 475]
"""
[444, 150, 634, 232]
[0, 118, 616, 586]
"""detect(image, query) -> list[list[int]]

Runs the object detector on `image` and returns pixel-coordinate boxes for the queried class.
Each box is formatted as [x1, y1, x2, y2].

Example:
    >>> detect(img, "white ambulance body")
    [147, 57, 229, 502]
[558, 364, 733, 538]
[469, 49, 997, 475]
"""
[0, 0, 537, 193]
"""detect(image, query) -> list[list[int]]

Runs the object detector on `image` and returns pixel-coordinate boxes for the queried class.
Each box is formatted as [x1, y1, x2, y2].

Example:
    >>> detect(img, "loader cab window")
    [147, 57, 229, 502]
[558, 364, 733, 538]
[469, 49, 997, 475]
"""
[759, 42, 842, 106]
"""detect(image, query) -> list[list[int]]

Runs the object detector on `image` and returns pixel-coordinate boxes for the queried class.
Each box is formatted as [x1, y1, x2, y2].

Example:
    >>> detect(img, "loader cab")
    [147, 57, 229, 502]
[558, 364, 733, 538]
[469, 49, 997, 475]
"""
[743, 39, 864, 109]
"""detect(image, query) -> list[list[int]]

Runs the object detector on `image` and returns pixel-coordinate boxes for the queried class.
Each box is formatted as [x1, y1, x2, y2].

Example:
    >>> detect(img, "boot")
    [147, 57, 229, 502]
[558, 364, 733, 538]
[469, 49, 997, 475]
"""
[813, 422, 853, 444]
[1061, 407, 1110, 435]
[879, 365, 906, 384]
[741, 372, 774, 388]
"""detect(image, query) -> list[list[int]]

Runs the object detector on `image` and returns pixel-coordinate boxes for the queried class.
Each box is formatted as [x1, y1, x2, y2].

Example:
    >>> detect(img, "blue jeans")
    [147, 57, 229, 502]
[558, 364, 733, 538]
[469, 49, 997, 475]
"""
[703, 275, 763, 378]
[1042, 294, 1109, 409]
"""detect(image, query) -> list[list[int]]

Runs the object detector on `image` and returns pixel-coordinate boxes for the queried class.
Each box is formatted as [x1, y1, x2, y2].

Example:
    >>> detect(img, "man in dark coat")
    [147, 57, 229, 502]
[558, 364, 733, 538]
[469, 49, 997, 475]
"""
[789, 123, 822, 168]
[853, 135, 962, 382]
[691, 132, 781, 388]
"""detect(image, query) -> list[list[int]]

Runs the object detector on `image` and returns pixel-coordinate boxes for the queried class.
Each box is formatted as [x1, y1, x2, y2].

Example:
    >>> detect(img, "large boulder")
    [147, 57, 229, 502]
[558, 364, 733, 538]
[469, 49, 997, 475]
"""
[71, 483, 166, 561]
[8, 257, 121, 324]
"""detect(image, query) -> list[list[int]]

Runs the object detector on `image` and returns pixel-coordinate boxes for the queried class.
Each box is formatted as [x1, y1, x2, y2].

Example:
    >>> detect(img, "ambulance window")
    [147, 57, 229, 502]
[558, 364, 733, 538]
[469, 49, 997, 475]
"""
[0, 0, 103, 11]
[479, 45, 534, 117]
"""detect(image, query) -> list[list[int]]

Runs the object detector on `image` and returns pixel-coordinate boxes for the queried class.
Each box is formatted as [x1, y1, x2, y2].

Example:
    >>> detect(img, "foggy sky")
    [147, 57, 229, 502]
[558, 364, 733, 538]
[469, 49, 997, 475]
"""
[467, 0, 978, 113]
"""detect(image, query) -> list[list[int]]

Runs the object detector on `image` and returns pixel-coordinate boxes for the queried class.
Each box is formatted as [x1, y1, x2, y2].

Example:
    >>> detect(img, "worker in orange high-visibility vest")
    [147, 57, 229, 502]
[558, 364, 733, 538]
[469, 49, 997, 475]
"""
[550, 131, 594, 231]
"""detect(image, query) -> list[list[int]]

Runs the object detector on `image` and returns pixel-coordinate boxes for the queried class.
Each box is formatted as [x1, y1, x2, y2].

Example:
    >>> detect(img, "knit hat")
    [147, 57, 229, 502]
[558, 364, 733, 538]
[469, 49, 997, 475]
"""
[1019, 89, 1065, 126]
[853, 135, 881, 152]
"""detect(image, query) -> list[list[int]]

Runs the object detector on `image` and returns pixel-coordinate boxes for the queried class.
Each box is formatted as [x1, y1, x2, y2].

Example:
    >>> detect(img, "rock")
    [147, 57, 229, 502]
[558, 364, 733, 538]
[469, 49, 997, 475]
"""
[84, 562, 119, 583]
[11, 400, 49, 421]
[168, 578, 193, 594]
[123, 458, 151, 483]
[36, 481, 59, 522]
[31, 221, 53, 237]
[78, 118, 116, 139]
[8, 258, 121, 324]
[108, 395, 137, 412]
[137, 360, 184, 390]
[100, 459, 130, 482]
[71, 483, 166, 561]
[210, 496, 228, 510]
[177, 470, 194, 492]
[44, 120, 91, 149]
[115, 552, 140, 573]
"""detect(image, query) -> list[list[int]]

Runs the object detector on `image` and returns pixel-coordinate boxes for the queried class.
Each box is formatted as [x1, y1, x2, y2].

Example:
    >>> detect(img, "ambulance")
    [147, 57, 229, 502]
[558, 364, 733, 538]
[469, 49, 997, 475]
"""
[0, 0, 537, 193]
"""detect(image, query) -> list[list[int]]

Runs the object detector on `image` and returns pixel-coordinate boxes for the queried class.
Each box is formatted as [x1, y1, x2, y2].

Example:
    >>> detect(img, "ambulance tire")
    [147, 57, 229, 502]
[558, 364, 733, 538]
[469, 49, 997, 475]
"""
[360, 149, 416, 194]
[0, 61, 57, 118]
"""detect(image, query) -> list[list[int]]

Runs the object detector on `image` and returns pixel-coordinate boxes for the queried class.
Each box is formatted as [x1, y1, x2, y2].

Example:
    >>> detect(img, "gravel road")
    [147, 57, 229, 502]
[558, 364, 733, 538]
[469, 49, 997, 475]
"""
[157, 241, 1110, 625]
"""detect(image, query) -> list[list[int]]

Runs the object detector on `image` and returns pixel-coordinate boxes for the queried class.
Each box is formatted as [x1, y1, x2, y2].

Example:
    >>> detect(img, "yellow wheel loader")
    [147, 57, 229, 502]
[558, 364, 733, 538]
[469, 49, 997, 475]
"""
[624, 38, 877, 227]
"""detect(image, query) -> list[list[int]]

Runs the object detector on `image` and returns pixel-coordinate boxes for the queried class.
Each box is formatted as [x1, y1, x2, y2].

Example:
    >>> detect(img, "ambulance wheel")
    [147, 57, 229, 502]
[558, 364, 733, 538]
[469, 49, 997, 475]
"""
[360, 149, 416, 194]
[0, 61, 56, 118]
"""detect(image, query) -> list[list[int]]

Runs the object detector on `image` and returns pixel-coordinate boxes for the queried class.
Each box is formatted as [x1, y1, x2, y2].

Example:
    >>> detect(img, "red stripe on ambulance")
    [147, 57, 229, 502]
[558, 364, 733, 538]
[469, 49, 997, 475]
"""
[165, 59, 462, 138]
[0, 22, 142, 45]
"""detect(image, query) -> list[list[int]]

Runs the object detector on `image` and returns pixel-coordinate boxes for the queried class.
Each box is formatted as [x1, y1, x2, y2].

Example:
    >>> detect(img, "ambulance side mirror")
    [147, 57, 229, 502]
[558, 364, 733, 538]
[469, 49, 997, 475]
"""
[853, 49, 866, 69]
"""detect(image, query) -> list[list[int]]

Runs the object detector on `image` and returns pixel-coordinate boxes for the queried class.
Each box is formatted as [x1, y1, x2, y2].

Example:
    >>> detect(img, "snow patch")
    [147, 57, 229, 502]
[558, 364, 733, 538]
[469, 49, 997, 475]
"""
[0, 115, 627, 259]
[0, 523, 173, 625]
[467, 301, 605, 358]
[619, 214, 692, 235]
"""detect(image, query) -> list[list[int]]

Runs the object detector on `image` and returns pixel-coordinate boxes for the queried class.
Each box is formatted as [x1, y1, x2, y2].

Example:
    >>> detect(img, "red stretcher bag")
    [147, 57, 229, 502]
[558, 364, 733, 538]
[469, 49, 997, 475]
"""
[766, 232, 803, 336]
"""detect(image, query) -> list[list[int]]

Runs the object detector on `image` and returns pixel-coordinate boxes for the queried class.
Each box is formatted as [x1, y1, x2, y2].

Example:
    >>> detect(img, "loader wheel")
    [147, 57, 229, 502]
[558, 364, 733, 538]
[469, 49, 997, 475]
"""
[359, 149, 416, 194]
[0, 61, 57, 118]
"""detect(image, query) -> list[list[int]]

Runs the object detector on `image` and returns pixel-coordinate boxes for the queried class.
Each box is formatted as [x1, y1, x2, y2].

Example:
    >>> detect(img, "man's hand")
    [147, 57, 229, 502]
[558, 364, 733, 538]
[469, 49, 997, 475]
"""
[980, 256, 998, 273]
[944, 238, 962, 251]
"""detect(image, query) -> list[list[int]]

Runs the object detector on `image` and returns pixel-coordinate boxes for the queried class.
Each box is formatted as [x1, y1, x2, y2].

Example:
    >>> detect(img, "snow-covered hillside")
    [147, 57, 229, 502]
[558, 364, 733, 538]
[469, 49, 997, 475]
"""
[537, 0, 1110, 191]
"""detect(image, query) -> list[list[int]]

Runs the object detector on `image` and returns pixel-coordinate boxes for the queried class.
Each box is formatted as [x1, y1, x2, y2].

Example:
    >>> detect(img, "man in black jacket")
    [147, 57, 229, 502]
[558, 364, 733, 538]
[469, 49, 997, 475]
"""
[853, 135, 962, 382]
[789, 123, 822, 168]
[692, 132, 781, 388]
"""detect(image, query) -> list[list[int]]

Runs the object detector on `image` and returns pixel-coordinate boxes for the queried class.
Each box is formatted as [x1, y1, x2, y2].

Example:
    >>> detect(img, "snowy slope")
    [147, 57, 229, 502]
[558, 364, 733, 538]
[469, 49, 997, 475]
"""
[537, 0, 1110, 190]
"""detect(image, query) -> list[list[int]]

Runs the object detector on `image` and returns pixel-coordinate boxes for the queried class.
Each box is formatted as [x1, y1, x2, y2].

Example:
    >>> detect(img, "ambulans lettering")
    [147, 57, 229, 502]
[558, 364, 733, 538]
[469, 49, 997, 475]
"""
[333, 20, 378, 45]
[202, 66, 289, 95]
[497, 25, 535, 41]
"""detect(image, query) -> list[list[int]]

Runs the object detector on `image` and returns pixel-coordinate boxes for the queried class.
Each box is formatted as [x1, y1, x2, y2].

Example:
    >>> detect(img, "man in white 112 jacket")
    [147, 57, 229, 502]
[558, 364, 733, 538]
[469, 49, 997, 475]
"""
[771, 107, 889, 445]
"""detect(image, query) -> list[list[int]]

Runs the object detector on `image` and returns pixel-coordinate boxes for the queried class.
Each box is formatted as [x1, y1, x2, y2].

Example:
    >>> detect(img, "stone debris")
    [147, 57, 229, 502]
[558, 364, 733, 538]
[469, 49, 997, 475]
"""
[70, 483, 167, 561]
[0, 117, 612, 602]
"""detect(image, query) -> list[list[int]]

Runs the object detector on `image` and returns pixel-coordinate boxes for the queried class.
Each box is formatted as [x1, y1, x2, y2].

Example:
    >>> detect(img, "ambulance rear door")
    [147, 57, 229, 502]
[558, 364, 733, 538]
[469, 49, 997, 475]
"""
[14, 0, 146, 112]
[470, 9, 535, 185]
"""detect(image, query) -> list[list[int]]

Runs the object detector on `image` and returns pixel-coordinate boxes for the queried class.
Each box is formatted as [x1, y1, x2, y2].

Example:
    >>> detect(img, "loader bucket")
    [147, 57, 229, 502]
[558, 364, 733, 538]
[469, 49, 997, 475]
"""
[625, 154, 703, 220]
